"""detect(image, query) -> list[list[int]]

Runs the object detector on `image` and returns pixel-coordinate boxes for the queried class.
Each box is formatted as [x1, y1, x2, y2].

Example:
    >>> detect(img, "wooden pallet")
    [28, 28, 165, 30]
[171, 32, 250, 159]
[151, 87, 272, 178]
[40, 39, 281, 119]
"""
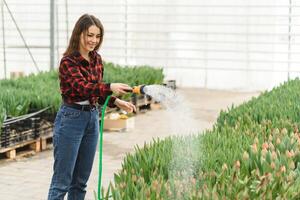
[40, 132, 53, 150]
[0, 138, 41, 159]
[134, 97, 152, 113]
[38, 124, 54, 150]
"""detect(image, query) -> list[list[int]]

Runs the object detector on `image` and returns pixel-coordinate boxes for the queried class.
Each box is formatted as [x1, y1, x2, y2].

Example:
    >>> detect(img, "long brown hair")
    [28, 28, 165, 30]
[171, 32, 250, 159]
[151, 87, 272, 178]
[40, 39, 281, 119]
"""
[63, 14, 104, 56]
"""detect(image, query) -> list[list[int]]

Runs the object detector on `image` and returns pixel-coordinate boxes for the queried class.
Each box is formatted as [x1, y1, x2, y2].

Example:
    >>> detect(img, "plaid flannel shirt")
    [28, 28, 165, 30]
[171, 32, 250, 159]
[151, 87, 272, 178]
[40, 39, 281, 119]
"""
[58, 50, 116, 107]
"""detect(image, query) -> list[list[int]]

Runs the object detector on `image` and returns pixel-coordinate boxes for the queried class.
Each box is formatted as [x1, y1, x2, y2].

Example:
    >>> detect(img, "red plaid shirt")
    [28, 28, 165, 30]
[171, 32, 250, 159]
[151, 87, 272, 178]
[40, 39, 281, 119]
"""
[59, 50, 116, 107]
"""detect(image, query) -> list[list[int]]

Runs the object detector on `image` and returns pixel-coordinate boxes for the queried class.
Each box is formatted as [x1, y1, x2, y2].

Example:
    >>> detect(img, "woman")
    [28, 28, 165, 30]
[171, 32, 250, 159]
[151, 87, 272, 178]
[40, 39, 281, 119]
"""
[48, 14, 136, 200]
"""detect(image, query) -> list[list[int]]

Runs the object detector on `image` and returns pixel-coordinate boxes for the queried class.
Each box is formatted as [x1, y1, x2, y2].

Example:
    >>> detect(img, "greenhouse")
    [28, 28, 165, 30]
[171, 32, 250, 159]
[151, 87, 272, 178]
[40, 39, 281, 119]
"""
[1, 0, 300, 199]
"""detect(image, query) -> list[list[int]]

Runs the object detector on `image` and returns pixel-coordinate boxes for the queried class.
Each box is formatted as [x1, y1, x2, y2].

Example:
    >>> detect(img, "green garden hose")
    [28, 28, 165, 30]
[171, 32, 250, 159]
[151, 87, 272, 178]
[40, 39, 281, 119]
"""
[98, 95, 111, 200]
[97, 87, 144, 199]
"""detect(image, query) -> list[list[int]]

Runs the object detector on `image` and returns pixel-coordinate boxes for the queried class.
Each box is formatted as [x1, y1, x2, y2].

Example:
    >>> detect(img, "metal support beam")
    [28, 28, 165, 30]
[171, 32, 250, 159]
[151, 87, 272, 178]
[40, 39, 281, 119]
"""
[3, 0, 39, 72]
[56, 3, 59, 64]
[65, 0, 69, 43]
[50, 0, 55, 70]
[1, 0, 6, 79]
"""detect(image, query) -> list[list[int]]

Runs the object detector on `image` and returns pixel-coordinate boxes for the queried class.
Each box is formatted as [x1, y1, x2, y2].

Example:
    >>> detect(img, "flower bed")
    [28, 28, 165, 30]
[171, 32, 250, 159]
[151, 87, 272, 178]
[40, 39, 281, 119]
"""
[102, 78, 300, 199]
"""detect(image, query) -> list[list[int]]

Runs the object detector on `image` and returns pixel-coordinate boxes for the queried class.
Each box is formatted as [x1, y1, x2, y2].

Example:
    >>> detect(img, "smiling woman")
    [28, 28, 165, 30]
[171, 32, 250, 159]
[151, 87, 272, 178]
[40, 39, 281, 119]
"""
[47, 14, 136, 200]
[63, 14, 104, 58]
[79, 25, 102, 61]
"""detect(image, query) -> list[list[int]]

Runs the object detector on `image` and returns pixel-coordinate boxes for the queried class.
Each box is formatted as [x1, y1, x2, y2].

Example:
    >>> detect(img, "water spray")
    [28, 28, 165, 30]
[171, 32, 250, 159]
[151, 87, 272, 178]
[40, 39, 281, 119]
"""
[97, 84, 198, 199]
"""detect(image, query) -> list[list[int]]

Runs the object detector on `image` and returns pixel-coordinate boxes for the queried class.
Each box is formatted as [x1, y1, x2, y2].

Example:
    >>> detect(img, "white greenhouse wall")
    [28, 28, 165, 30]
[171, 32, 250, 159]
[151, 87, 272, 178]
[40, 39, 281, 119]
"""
[0, 0, 300, 91]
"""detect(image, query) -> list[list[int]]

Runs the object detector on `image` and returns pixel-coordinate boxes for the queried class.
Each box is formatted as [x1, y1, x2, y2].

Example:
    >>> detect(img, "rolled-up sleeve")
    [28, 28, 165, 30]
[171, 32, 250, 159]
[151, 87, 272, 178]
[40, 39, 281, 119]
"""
[98, 95, 117, 108]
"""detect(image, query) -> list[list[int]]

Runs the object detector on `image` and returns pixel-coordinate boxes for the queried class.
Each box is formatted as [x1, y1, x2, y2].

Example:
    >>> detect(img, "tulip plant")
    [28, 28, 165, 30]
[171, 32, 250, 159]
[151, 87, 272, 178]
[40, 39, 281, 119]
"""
[101, 78, 300, 199]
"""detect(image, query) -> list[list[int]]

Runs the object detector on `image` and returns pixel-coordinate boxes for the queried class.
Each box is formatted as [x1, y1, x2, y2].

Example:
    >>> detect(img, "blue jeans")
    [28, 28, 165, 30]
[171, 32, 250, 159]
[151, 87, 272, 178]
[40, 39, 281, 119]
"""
[48, 105, 99, 200]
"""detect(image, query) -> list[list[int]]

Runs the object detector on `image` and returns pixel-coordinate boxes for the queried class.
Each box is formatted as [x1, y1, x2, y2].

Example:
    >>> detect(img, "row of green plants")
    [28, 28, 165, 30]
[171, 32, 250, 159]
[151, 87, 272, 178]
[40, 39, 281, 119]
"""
[101, 78, 300, 199]
[0, 70, 60, 118]
[215, 79, 300, 132]
[0, 62, 164, 132]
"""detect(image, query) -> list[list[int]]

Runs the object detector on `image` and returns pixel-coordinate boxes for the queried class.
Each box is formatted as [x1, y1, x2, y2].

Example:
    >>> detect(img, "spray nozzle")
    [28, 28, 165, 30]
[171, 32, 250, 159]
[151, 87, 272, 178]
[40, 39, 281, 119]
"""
[132, 85, 146, 95]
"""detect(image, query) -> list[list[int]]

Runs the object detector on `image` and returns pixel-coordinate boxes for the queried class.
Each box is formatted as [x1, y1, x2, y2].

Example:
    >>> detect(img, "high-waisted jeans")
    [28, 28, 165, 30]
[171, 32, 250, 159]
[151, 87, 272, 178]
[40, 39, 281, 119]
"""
[48, 105, 99, 200]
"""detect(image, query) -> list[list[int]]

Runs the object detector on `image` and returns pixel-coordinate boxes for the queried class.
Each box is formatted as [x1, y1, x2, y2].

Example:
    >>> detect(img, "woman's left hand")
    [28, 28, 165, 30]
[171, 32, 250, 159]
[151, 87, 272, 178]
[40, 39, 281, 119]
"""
[114, 98, 136, 113]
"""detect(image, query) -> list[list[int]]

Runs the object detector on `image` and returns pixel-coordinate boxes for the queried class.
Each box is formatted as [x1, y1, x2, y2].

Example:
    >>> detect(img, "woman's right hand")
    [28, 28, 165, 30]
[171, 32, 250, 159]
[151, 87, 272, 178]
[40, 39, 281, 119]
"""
[110, 83, 132, 95]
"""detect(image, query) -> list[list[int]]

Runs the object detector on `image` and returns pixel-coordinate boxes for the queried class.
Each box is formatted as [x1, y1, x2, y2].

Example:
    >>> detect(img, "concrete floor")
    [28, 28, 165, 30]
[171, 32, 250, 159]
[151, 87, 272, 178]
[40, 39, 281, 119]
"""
[0, 88, 260, 200]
